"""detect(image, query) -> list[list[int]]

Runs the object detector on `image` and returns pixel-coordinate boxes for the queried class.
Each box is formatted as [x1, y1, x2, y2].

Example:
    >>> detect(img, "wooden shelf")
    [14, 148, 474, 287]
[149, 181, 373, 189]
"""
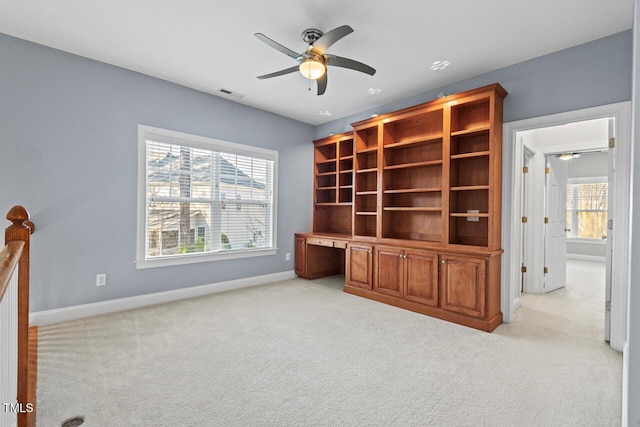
[316, 172, 337, 177]
[384, 207, 442, 212]
[356, 146, 378, 154]
[384, 187, 441, 194]
[339, 155, 354, 160]
[316, 186, 337, 190]
[450, 151, 490, 160]
[451, 126, 490, 137]
[384, 135, 443, 149]
[357, 168, 378, 174]
[356, 191, 377, 195]
[356, 211, 377, 216]
[340, 169, 354, 174]
[450, 185, 490, 191]
[384, 160, 443, 170]
[316, 202, 352, 206]
[450, 212, 490, 218]
[316, 159, 336, 165]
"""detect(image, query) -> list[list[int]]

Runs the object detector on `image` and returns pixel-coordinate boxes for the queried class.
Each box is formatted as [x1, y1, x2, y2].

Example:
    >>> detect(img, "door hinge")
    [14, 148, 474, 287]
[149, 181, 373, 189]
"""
[606, 301, 611, 312]
[543, 267, 548, 274]
[545, 167, 550, 174]
[544, 217, 549, 224]
[608, 219, 613, 230]
[522, 216, 528, 223]
[521, 266, 527, 273]
[609, 137, 615, 148]
[522, 166, 529, 174]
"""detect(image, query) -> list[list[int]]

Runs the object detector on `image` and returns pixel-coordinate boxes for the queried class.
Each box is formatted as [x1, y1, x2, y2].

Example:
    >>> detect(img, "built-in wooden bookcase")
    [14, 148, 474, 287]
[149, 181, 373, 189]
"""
[447, 90, 504, 249]
[381, 107, 444, 243]
[303, 83, 507, 332]
[353, 124, 379, 238]
[347, 84, 506, 250]
[313, 132, 354, 235]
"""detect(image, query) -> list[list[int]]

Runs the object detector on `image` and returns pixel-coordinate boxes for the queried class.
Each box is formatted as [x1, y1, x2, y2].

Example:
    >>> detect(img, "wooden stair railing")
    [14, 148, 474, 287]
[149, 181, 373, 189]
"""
[3, 206, 35, 427]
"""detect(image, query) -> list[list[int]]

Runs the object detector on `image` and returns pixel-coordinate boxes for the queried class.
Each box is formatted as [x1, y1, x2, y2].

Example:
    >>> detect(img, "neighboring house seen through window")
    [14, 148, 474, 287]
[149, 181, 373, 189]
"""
[137, 125, 277, 268]
[566, 178, 607, 241]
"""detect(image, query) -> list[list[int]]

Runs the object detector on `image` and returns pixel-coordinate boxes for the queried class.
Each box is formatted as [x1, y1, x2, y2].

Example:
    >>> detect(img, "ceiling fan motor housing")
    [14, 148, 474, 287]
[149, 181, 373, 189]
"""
[301, 28, 323, 44]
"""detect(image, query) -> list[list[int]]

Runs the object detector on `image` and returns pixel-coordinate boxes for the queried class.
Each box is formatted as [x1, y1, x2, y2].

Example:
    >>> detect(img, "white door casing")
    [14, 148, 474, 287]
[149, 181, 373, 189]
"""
[502, 101, 630, 352]
[605, 118, 615, 342]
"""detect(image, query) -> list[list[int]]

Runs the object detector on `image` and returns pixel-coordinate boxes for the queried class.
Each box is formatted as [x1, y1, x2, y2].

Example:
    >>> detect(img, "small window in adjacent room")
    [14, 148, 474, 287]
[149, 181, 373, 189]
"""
[137, 125, 278, 268]
[566, 178, 607, 241]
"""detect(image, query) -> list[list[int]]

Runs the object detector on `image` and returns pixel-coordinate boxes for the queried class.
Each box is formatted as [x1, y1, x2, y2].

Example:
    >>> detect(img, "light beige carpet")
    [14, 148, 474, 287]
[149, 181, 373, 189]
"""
[36, 261, 621, 426]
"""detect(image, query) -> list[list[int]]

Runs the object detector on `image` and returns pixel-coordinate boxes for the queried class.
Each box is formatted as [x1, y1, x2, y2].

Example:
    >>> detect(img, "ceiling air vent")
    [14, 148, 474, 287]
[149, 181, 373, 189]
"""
[218, 88, 245, 99]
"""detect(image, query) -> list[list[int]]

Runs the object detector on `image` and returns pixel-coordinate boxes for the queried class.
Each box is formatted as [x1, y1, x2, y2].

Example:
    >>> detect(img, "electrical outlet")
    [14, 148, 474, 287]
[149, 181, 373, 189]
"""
[96, 273, 107, 287]
[285, 252, 291, 261]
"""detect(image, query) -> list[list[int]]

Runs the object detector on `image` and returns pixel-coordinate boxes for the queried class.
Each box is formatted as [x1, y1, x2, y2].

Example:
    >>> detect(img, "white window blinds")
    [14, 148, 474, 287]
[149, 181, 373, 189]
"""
[138, 126, 277, 267]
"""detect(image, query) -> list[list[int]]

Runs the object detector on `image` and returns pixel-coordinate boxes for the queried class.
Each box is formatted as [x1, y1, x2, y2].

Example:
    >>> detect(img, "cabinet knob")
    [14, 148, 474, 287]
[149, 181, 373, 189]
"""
[441, 260, 446, 264]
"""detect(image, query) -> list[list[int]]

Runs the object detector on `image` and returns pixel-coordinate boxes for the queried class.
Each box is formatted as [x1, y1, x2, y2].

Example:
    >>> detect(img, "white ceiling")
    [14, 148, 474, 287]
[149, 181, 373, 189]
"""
[522, 118, 610, 154]
[0, 0, 633, 125]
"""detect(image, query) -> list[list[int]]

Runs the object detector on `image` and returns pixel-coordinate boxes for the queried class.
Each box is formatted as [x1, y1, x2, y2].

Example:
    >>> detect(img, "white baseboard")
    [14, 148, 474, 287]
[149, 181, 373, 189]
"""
[30, 270, 297, 326]
[566, 254, 606, 262]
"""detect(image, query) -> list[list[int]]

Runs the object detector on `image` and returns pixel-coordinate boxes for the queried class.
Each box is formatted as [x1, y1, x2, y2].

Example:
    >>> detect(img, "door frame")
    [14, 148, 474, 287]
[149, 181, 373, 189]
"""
[502, 101, 631, 352]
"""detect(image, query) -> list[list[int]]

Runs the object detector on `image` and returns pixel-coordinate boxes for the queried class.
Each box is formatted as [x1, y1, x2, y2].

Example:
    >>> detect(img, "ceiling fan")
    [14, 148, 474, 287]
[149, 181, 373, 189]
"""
[255, 25, 376, 95]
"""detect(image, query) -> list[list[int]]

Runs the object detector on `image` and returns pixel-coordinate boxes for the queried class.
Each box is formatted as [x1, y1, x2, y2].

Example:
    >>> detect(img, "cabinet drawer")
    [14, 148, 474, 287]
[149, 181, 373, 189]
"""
[307, 237, 334, 248]
[333, 240, 348, 249]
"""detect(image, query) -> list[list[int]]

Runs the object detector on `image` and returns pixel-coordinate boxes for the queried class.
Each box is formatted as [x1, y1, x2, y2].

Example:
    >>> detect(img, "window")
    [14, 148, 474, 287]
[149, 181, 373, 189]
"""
[566, 178, 607, 241]
[137, 125, 277, 268]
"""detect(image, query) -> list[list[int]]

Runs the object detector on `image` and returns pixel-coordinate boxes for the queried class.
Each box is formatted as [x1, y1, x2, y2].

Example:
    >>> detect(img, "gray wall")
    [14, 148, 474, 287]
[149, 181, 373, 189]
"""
[567, 241, 606, 259]
[628, 1, 639, 424]
[315, 31, 632, 139]
[0, 33, 314, 312]
[567, 152, 608, 259]
[567, 151, 608, 178]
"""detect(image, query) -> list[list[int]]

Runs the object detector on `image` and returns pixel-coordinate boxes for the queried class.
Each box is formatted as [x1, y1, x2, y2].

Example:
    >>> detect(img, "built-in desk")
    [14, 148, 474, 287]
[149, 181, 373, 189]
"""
[294, 233, 349, 279]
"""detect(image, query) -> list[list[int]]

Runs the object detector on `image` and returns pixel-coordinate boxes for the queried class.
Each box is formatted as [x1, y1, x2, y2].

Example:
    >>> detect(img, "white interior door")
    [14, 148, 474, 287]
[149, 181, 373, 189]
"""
[521, 147, 534, 294]
[544, 156, 568, 292]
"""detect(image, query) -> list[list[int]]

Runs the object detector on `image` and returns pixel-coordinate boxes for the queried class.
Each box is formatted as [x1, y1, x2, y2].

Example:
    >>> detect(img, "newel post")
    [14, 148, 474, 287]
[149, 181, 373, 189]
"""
[5, 205, 34, 427]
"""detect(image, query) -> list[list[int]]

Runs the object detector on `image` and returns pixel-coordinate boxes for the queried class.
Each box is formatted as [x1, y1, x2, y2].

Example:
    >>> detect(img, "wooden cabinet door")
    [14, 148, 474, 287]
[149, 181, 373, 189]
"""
[404, 248, 438, 306]
[374, 246, 403, 297]
[440, 254, 486, 318]
[346, 243, 373, 289]
[294, 236, 307, 277]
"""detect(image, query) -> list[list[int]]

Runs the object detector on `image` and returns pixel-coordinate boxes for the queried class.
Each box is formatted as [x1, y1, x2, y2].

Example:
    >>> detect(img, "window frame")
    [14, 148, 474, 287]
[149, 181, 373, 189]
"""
[136, 125, 278, 269]
[566, 176, 607, 244]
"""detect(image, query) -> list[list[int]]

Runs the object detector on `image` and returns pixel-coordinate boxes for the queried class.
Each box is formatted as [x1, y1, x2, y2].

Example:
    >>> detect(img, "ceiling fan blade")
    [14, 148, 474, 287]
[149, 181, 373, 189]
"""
[317, 73, 327, 96]
[257, 66, 299, 79]
[325, 55, 376, 76]
[311, 25, 353, 55]
[255, 33, 300, 59]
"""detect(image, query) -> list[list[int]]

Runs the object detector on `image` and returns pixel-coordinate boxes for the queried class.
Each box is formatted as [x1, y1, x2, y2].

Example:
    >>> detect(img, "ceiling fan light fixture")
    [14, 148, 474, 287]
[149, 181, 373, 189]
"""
[299, 57, 326, 80]
[558, 152, 580, 160]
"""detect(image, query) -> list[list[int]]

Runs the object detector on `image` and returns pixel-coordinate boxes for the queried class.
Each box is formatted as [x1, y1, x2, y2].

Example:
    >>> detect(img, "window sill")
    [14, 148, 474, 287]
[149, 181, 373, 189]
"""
[136, 248, 278, 269]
